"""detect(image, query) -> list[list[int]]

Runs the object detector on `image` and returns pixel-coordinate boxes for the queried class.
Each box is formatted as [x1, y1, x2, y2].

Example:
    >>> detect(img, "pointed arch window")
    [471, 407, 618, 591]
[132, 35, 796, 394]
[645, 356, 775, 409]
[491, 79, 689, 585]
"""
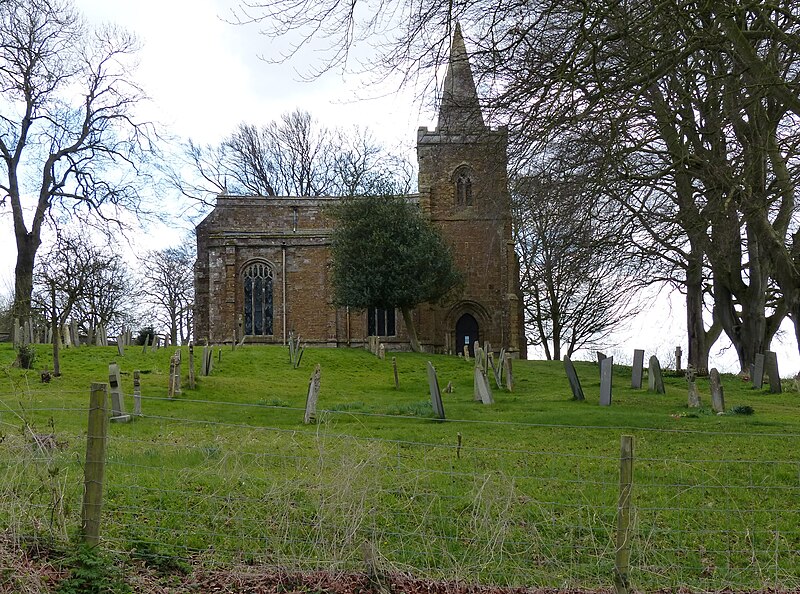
[243, 262, 273, 336]
[454, 166, 474, 206]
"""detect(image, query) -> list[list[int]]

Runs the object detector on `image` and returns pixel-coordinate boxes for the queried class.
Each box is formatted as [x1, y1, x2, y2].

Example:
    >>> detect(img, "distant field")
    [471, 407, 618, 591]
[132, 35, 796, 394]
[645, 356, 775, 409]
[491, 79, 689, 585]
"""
[1, 342, 798, 592]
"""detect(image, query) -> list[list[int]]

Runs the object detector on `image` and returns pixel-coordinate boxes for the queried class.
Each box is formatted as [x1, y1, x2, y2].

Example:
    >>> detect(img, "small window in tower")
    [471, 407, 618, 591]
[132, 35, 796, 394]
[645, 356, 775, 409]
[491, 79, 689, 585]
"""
[454, 166, 474, 207]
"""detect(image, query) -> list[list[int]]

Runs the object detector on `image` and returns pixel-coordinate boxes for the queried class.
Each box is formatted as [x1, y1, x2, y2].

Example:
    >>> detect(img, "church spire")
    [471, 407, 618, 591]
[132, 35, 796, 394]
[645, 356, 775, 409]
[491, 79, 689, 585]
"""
[436, 22, 486, 131]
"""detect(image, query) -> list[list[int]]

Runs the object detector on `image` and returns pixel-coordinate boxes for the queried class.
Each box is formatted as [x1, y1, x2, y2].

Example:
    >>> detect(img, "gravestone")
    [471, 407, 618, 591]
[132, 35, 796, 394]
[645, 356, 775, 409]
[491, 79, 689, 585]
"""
[70, 320, 79, 346]
[108, 363, 131, 423]
[62, 324, 72, 347]
[426, 361, 445, 419]
[133, 370, 142, 416]
[473, 367, 494, 405]
[563, 356, 585, 401]
[687, 367, 701, 408]
[648, 356, 665, 394]
[504, 354, 514, 391]
[488, 352, 502, 389]
[752, 353, 765, 389]
[188, 343, 196, 389]
[631, 349, 645, 389]
[599, 357, 613, 406]
[675, 346, 683, 374]
[597, 352, 606, 363]
[764, 351, 782, 394]
[709, 368, 725, 413]
[378, 343, 385, 360]
[117, 337, 125, 357]
[22, 320, 30, 346]
[201, 345, 209, 375]
[150, 335, 158, 352]
[304, 364, 321, 424]
[462, 344, 469, 360]
[12, 318, 19, 347]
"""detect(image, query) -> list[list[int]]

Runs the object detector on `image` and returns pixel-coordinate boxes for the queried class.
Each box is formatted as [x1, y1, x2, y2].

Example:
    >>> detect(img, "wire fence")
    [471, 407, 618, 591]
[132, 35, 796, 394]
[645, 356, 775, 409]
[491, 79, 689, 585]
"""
[1, 390, 799, 591]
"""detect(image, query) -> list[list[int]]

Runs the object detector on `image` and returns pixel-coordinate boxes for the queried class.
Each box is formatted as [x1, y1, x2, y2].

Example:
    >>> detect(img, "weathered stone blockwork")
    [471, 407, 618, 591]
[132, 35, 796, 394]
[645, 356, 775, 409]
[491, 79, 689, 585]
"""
[194, 24, 525, 357]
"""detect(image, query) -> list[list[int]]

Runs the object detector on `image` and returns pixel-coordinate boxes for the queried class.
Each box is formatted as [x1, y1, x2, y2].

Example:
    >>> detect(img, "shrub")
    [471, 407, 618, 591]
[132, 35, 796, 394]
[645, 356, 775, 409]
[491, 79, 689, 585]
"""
[16, 344, 35, 369]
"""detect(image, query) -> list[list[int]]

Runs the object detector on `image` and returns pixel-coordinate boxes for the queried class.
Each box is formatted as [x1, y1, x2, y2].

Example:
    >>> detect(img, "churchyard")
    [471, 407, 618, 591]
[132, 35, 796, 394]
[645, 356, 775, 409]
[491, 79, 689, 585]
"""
[1, 342, 799, 592]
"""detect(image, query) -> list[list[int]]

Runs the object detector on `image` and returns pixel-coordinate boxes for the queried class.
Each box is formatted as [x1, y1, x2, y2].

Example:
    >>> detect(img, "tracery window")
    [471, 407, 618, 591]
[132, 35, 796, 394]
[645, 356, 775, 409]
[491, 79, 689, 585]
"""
[243, 262, 274, 336]
[454, 166, 474, 206]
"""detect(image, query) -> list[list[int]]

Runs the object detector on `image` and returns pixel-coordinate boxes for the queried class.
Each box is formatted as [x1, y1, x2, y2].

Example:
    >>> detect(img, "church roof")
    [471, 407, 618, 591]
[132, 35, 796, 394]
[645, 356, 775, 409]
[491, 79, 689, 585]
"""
[436, 23, 486, 132]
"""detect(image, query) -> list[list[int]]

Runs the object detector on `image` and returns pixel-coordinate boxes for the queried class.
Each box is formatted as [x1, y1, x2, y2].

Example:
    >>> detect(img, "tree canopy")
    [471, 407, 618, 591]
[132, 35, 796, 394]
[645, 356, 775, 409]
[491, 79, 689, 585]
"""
[331, 195, 462, 351]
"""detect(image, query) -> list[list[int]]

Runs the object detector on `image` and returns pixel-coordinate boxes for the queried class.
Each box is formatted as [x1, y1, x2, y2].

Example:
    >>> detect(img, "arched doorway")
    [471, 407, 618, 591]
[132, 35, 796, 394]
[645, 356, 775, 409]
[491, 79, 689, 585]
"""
[456, 313, 479, 357]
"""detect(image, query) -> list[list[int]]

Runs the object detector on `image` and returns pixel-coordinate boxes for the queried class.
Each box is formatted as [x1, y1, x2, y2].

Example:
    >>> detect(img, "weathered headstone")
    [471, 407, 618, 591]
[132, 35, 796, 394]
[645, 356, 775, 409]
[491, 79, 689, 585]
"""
[599, 357, 613, 406]
[133, 370, 142, 416]
[764, 351, 782, 394]
[709, 368, 725, 413]
[462, 344, 470, 360]
[426, 361, 445, 419]
[474, 367, 494, 405]
[563, 356, 584, 401]
[150, 335, 158, 352]
[378, 343, 385, 360]
[304, 364, 321, 424]
[70, 320, 80, 347]
[631, 349, 645, 389]
[12, 317, 20, 347]
[117, 336, 125, 357]
[62, 323, 72, 348]
[648, 356, 665, 394]
[201, 345, 209, 376]
[597, 352, 606, 363]
[108, 363, 131, 423]
[22, 320, 31, 346]
[504, 354, 514, 392]
[488, 352, 502, 389]
[392, 357, 399, 389]
[675, 346, 683, 374]
[752, 353, 765, 389]
[687, 366, 701, 408]
[188, 342, 196, 389]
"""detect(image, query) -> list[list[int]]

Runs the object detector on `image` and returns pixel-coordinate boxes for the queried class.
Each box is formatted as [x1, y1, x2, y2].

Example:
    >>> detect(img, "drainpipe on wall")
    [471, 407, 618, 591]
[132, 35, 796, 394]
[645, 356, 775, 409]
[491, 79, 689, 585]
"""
[282, 242, 287, 345]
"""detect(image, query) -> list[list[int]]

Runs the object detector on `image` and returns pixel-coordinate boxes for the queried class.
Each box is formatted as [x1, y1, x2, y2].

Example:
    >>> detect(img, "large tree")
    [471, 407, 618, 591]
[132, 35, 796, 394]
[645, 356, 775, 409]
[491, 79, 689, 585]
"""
[0, 0, 153, 322]
[331, 195, 462, 351]
[170, 109, 413, 204]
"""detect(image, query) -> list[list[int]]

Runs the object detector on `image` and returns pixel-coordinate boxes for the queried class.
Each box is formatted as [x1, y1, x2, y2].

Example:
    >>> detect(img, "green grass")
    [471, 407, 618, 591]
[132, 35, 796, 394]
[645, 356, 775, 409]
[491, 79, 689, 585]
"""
[1, 342, 799, 591]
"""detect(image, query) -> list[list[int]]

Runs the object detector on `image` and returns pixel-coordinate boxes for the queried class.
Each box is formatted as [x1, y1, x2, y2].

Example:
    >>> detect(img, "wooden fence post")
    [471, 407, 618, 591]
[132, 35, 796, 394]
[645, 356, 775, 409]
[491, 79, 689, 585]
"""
[81, 382, 109, 546]
[614, 435, 634, 594]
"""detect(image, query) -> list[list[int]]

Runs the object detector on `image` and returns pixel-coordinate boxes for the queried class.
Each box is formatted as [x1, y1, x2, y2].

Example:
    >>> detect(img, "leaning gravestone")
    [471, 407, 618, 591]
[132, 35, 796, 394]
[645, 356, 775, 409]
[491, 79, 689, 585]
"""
[597, 352, 606, 363]
[563, 356, 585, 401]
[504, 353, 514, 392]
[488, 352, 502, 389]
[304, 364, 321, 424]
[752, 353, 765, 389]
[426, 361, 445, 419]
[473, 366, 494, 405]
[709, 368, 725, 413]
[764, 351, 782, 394]
[108, 363, 131, 423]
[648, 356, 665, 394]
[599, 357, 613, 406]
[631, 349, 645, 389]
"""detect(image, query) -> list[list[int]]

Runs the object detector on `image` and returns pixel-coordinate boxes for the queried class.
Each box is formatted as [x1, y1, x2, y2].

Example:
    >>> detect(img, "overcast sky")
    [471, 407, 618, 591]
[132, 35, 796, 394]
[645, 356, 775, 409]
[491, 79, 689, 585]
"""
[2, 0, 798, 373]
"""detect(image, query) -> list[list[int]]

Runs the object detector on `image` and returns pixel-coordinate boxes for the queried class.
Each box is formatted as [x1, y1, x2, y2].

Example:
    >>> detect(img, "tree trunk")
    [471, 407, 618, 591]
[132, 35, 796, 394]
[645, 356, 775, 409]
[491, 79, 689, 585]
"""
[400, 306, 421, 352]
[13, 231, 40, 321]
[51, 282, 61, 376]
[686, 250, 712, 374]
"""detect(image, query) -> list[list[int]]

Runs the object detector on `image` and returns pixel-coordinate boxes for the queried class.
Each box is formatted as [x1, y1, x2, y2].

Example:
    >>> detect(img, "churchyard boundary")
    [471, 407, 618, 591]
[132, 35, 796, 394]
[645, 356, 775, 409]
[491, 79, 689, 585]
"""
[2, 385, 799, 593]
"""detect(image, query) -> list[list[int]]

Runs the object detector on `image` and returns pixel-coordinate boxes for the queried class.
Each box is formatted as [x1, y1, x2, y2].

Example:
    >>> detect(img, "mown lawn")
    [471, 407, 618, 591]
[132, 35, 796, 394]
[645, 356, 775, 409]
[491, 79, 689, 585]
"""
[1, 342, 798, 591]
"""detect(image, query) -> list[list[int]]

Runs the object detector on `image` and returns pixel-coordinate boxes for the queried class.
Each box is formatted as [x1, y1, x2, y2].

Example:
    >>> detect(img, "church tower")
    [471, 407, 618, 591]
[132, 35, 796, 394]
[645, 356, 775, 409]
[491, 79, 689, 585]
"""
[416, 23, 524, 357]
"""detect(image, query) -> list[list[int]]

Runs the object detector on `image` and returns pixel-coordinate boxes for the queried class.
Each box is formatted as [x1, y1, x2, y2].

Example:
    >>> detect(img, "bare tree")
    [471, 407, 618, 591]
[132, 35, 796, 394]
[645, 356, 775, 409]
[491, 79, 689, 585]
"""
[169, 109, 414, 202]
[34, 232, 134, 342]
[139, 243, 195, 345]
[0, 0, 154, 322]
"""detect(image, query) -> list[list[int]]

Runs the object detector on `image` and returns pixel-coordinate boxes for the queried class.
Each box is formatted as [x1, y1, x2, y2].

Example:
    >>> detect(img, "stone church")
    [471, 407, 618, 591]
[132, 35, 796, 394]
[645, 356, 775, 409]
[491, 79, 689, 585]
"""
[195, 25, 525, 358]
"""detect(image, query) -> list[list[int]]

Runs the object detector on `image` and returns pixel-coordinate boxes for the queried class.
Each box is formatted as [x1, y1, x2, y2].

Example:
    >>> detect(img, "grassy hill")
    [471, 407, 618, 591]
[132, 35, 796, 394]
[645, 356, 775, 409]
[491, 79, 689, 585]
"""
[1, 342, 798, 592]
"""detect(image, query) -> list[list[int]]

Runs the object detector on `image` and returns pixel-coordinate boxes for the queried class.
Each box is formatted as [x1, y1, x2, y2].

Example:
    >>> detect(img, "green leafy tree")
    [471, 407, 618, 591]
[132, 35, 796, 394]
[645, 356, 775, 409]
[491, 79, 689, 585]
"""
[331, 195, 462, 352]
